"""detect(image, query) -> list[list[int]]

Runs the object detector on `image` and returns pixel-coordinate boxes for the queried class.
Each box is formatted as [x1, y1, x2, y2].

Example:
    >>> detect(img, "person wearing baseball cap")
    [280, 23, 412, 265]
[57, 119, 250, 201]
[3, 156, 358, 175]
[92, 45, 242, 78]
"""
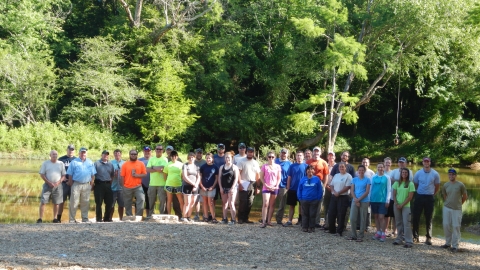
[234, 143, 247, 164]
[93, 150, 114, 222]
[57, 144, 77, 222]
[412, 157, 440, 245]
[274, 148, 292, 224]
[441, 168, 468, 252]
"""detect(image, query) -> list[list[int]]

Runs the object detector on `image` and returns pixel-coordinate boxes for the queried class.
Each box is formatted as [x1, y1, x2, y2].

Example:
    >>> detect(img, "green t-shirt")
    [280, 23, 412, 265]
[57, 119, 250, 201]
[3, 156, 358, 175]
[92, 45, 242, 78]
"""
[442, 181, 467, 210]
[392, 181, 415, 207]
[164, 161, 183, 187]
[147, 156, 169, 186]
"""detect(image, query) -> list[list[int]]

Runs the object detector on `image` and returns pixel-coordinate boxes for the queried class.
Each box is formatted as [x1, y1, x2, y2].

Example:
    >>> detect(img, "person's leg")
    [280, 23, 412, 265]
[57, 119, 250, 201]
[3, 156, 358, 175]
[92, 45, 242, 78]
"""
[183, 194, 189, 218]
[187, 195, 196, 217]
[288, 205, 295, 222]
[94, 183, 103, 221]
[349, 201, 359, 238]
[221, 192, 229, 220]
[424, 195, 435, 240]
[328, 196, 338, 233]
[275, 188, 287, 224]
[104, 185, 113, 221]
[337, 196, 349, 235]
[69, 182, 80, 222]
[207, 197, 216, 219]
[58, 181, 70, 221]
[267, 194, 277, 224]
[172, 192, 182, 218]
[229, 190, 237, 221]
[142, 185, 149, 217]
[358, 202, 368, 239]
[310, 200, 320, 229]
[403, 207, 413, 244]
[443, 206, 452, 246]
[134, 186, 145, 217]
[452, 209, 462, 249]
[38, 184, 50, 221]
[300, 201, 309, 230]
[393, 206, 404, 243]
[315, 187, 325, 225]
[411, 194, 423, 240]
[201, 196, 209, 220]
[147, 186, 157, 217]
[378, 214, 386, 235]
[39, 202, 45, 221]
[117, 191, 125, 219]
[245, 182, 255, 221]
[166, 191, 173, 215]
[238, 190, 248, 222]
[123, 188, 134, 216]
[79, 183, 91, 221]
[323, 188, 331, 228]
[261, 192, 269, 225]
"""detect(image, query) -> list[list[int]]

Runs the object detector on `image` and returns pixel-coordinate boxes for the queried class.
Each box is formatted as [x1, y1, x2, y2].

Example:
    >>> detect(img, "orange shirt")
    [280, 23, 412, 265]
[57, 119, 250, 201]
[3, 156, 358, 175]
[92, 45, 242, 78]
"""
[306, 158, 329, 183]
[120, 160, 146, 188]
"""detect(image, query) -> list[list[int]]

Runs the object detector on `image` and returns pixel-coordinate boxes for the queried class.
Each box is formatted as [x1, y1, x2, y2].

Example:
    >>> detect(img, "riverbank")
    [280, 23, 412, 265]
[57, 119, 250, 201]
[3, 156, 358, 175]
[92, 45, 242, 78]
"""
[0, 222, 479, 269]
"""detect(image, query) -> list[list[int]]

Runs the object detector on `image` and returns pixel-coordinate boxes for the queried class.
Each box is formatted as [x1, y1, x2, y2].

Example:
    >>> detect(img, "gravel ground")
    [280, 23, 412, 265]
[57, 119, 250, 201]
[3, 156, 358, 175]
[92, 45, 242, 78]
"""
[1, 220, 479, 269]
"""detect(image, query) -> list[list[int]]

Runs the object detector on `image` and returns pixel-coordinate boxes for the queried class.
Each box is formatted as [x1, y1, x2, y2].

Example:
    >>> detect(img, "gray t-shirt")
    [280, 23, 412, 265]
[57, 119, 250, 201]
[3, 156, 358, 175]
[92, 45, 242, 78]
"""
[39, 160, 66, 183]
[183, 163, 199, 186]
[442, 181, 467, 210]
[194, 159, 206, 167]
[94, 160, 114, 181]
[237, 158, 260, 182]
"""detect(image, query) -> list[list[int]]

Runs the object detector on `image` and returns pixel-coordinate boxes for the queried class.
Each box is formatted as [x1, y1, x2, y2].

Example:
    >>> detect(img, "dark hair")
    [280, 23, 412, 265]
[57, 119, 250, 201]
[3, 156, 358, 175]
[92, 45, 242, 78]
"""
[170, 150, 178, 157]
[114, 149, 122, 153]
[306, 165, 315, 171]
[188, 152, 195, 157]
[357, 164, 366, 170]
[400, 168, 410, 188]
[296, 150, 304, 154]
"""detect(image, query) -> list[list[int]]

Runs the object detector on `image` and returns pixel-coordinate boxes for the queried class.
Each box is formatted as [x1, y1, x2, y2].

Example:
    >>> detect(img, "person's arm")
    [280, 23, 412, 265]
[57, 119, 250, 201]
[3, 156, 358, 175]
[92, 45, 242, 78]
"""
[317, 178, 323, 200]
[322, 162, 329, 184]
[133, 163, 147, 178]
[40, 173, 54, 188]
[274, 166, 281, 189]
[385, 176, 392, 202]
[434, 183, 440, 196]
[182, 165, 194, 186]
[462, 193, 468, 204]
[259, 167, 266, 188]
[217, 166, 223, 190]
[351, 183, 357, 201]
[194, 168, 201, 189]
[210, 173, 218, 190]
[119, 176, 124, 187]
[402, 192, 414, 208]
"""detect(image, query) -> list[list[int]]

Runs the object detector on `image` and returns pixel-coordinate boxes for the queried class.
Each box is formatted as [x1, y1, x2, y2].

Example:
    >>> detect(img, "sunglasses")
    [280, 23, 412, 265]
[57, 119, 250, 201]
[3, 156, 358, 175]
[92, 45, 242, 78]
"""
[130, 153, 138, 155]
[268, 156, 275, 159]
[155, 148, 163, 150]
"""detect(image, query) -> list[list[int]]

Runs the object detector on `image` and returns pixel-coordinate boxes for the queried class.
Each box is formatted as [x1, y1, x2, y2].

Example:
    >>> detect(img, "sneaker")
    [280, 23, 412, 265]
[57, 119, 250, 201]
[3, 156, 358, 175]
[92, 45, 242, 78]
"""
[380, 235, 386, 242]
[440, 244, 451, 249]
[238, 220, 244, 224]
[193, 215, 200, 222]
[372, 232, 381, 240]
[403, 244, 413, 248]
[186, 218, 192, 223]
[413, 237, 420, 243]
[276, 221, 283, 225]
[283, 221, 293, 227]
[392, 241, 400, 245]
[36, 219, 42, 223]
[82, 220, 92, 223]
[69, 220, 77, 223]
[211, 219, 218, 224]
[228, 220, 236, 225]
[221, 218, 228, 224]
[451, 247, 458, 253]
[52, 219, 60, 223]
[425, 238, 432, 245]
[180, 218, 185, 222]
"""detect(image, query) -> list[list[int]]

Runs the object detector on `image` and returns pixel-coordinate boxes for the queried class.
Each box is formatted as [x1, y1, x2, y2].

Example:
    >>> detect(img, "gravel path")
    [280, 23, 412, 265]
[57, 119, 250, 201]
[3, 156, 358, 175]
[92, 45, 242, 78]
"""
[1, 221, 479, 269]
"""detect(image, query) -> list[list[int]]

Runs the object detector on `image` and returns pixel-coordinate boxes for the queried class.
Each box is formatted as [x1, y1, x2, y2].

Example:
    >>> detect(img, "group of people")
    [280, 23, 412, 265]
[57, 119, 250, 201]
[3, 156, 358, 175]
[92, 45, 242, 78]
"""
[37, 143, 468, 251]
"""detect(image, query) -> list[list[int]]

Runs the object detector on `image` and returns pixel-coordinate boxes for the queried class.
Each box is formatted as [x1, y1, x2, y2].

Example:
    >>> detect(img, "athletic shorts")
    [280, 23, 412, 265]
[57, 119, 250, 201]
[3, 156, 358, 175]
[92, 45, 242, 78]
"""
[385, 199, 395, 217]
[112, 190, 124, 207]
[62, 181, 71, 202]
[165, 186, 181, 194]
[371, 202, 388, 215]
[262, 189, 279, 195]
[182, 183, 195, 195]
[286, 189, 299, 206]
[41, 183, 63, 204]
[200, 189, 216, 198]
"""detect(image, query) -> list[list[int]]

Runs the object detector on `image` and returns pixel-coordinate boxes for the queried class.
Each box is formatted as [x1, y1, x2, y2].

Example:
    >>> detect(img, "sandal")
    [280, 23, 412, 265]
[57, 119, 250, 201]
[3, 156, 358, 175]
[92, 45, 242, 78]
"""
[267, 222, 273, 227]
[260, 223, 267, 228]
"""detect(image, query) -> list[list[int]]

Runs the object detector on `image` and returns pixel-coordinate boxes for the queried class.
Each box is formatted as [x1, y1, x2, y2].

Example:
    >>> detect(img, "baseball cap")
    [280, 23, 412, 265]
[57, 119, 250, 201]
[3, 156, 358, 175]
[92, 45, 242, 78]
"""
[448, 168, 457, 174]
[217, 143, 225, 149]
[238, 143, 246, 149]
[102, 150, 109, 155]
[280, 148, 288, 153]
[143, 146, 151, 151]
[313, 146, 321, 152]
[195, 148, 203, 153]
[398, 157, 407, 163]
[67, 144, 75, 150]
[246, 147, 254, 152]
[79, 147, 88, 152]
[328, 151, 335, 156]
[166, 145, 174, 151]
[423, 157, 431, 162]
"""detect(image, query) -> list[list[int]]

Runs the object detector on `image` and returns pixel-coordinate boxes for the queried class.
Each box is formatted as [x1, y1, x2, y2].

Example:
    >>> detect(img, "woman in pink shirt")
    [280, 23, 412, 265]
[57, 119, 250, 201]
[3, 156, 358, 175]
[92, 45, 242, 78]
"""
[260, 151, 282, 228]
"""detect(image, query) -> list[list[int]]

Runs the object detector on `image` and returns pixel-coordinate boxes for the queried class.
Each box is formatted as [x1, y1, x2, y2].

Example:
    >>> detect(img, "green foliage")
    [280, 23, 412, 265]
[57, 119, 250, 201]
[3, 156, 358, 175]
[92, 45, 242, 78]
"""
[290, 17, 325, 38]
[324, 35, 367, 79]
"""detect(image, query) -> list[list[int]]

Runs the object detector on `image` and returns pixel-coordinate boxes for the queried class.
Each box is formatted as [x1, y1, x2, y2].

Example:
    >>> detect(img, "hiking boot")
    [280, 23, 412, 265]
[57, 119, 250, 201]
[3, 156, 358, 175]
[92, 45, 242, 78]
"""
[283, 221, 293, 227]
[440, 244, 451, 249]
[193, 215, 200, 222]
[36, 219, 42, 223]
[53, 219, 60, 223]
[425, 238, 432, 245]
[221, 218, 228, 224]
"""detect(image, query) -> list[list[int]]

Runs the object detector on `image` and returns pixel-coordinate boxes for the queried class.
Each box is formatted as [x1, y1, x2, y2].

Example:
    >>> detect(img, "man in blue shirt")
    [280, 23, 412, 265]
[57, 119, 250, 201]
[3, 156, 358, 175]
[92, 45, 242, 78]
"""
[283, 151, 307, 227]
[275, 148, 292, 224]
[412, 157, 440, 245]
[110, 149, 125, 220]
[67, 147, 96, 223]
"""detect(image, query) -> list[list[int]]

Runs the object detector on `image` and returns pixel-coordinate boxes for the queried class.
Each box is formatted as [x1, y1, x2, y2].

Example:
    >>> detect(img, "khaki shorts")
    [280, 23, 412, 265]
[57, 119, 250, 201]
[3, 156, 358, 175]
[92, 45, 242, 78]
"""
[40, 183, 63, 204]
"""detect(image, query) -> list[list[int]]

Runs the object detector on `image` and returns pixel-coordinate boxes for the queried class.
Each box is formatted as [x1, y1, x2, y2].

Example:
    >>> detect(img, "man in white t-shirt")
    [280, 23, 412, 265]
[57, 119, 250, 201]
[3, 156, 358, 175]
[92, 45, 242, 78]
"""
[37, 150, 66, 223]
[237, 147, 260, 224]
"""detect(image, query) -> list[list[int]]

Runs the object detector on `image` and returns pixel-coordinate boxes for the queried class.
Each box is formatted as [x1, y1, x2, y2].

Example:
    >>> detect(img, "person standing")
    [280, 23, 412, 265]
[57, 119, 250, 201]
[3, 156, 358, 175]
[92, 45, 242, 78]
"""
[304, 149, 312, 161]
[110, 149, 125, 220]
[412, 157, 440, 245]
[370, 163, 391, 242]
[321, 151, 336, 230]
[120, 149, 147, 219]
[182, 152, 201, 222]
[326, 162, 352, 236]
[388, 157, 413, 237]
[306, 146, 329, 228]
[282, 151, 307, 227]
[199, 153, 219, 222]
[37, 150, 66, 223]
[139, 146, 152, 217]
[347, 165, 371, 241]
[329, 151, 355, 230]
[164, 151, 184, 218]
[274, 148, 292, 224]
[234, 143, 247, 164]
[146, 144, 169, 218]
[192, 148, 206, 221]
[237, 147, 260, 224]
[218, 152, 240, 224]
[392, 168, 415, 248]
[297, 165, 323, 233]
[441, 168, 468, 252]
[259, 151, 282, 228]
[57, 144, 76, 222]
[213, 144, 226, 215]
[67, 147, 96, 223]
[93, 150, 114, 222]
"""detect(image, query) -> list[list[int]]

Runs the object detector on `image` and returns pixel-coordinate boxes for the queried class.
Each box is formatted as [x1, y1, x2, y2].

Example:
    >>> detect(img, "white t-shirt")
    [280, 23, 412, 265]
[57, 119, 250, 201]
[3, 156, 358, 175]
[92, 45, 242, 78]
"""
[330, 173, 352, 195]
[39, 160, 66, 183]
[237, 158, 260, 182]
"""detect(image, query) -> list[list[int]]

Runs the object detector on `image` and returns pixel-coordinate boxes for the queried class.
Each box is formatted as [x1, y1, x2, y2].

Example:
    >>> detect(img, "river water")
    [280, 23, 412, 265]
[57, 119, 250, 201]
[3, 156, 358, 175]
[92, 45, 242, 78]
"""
[1, 159, 479, 243]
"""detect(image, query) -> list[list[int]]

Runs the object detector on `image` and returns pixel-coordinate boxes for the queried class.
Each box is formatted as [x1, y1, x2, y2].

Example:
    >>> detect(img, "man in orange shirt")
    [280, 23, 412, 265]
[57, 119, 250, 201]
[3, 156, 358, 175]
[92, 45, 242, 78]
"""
[120, 149, 147, 218]
[306, 146, 329, 228]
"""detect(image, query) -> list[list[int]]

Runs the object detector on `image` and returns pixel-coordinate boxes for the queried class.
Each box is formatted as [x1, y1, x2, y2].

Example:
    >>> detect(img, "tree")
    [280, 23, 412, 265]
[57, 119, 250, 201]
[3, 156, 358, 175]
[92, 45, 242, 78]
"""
[62, 36, 144, 130]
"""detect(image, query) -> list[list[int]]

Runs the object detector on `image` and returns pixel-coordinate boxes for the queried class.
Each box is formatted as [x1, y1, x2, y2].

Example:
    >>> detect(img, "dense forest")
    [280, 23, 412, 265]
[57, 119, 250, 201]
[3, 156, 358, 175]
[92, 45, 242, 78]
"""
[1, 0, 480, 164]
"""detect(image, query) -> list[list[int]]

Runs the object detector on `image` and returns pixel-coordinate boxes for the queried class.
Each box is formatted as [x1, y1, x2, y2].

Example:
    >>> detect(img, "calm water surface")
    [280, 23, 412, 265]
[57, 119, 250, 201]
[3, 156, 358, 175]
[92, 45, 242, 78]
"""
[1, 159, 479, 244]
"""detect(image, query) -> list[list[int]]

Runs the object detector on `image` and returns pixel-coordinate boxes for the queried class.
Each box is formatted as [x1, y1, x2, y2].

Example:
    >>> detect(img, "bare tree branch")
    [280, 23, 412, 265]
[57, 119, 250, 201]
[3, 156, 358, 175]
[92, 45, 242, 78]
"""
[354, 63, 392, 109]
[119, 0, 136, 27]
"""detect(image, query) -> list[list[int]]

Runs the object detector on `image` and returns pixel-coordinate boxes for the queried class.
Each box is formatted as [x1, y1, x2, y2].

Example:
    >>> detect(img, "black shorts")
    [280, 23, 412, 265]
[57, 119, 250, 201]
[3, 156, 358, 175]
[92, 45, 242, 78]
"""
[182, 183, 195, 195]
[165, 186, 181, 194]
[385, 199, 395, 217]
[286, 189, 299, 206]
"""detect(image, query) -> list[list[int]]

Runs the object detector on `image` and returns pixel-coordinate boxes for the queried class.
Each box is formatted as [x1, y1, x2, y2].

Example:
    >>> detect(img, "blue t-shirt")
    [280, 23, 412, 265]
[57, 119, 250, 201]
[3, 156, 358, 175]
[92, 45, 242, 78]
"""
[275, 158, 292, 189]
[200, 163, 219, 188]
[297, 176, 323, 201]
[351, 177, 371, 203]
[213, 154, 225, 168]
[413, 169, 440, 195]
[111, 159, 125, 191]
[287, 163, 307, 191]
[370, 174, 391, 203]
[66, 157, 96, 183]
[138, 157, 151, 187]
